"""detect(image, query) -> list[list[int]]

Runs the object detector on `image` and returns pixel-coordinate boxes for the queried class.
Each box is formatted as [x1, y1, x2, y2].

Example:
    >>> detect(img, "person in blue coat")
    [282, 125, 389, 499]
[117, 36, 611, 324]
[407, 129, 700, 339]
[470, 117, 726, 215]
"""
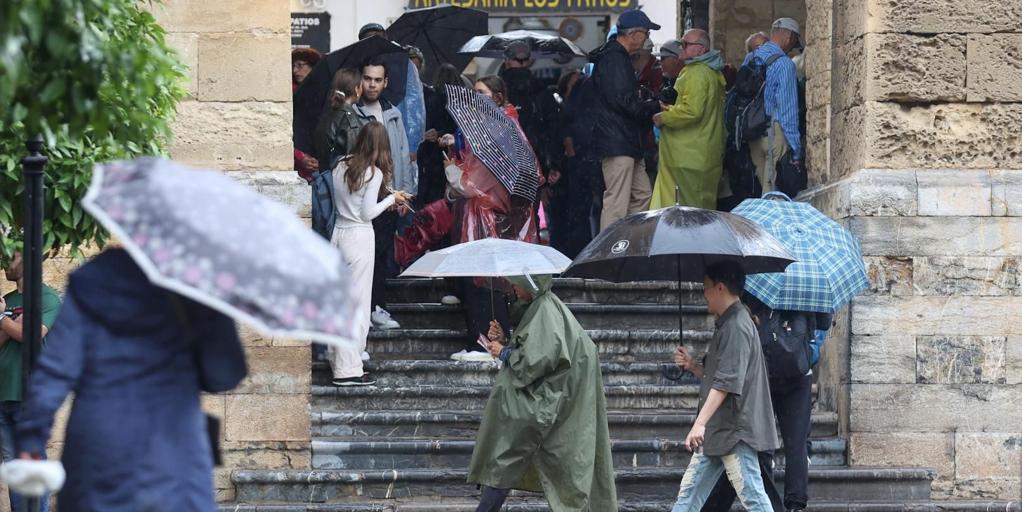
[14, 248, 247, 512]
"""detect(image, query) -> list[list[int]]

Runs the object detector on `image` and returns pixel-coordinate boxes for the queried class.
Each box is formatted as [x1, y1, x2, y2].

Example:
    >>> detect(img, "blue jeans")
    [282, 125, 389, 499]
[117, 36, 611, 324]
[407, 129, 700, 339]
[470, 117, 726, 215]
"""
[0, 401, 49, 512]
[672, 441, 773, 512]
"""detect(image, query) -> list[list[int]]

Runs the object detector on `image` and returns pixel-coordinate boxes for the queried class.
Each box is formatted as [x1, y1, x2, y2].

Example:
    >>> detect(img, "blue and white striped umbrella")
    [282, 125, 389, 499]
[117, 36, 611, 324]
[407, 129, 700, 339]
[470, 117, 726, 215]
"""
[732, 194, 869, 313]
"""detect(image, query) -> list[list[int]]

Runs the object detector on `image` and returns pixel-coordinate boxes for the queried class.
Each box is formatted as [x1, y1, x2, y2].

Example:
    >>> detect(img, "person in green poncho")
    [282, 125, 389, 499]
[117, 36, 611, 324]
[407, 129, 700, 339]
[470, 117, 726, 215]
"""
[467, 274, 617, 512]
[651, 29, 727, 210]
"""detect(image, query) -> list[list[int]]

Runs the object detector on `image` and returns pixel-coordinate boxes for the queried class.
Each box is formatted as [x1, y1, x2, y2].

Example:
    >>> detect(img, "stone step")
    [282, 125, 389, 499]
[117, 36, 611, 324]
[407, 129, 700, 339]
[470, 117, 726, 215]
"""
[220, 501, 1021, 512]
[311, 384, 703, 411]
[383, 303, 712, 331]
[312, 360, 699, 387]
[363, 329, 712, 362]
[231, 466, 935, 503]
[309, 437, 847, 470]
[384, 278, 704, 305]
[311, 410, 840, 441]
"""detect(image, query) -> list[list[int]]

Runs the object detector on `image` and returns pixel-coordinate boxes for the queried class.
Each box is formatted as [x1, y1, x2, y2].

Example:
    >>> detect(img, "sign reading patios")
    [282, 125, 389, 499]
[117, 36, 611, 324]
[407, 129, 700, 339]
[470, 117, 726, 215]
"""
[407, 0, 634, 13]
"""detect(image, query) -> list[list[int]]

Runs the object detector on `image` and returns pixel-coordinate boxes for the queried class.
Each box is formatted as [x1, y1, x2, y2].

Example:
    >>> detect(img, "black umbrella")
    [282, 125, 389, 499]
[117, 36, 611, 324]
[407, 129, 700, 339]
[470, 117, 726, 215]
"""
[388, 6, 488, 84]
[564, 205, 796, 378]
[293, 36, 407, 154]
[458, 30, 587, 59]
[444, 84, 540, 202]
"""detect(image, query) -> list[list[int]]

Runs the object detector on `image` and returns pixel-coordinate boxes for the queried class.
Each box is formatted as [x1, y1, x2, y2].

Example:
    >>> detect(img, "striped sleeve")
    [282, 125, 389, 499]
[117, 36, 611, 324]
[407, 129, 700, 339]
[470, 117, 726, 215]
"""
[769, 58, 802, 159]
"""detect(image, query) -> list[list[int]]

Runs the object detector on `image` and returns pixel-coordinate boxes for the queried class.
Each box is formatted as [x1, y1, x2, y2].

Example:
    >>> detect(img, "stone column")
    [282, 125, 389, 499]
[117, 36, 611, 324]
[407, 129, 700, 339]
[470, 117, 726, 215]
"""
[711, 0, 806, 69]
[811, 0, 1022, 500]
[154, 0, 310, 502]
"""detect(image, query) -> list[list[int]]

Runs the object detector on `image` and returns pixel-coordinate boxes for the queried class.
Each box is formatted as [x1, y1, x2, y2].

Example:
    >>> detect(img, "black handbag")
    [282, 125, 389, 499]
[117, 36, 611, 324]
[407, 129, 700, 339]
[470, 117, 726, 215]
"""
[775, 151, 808, 198]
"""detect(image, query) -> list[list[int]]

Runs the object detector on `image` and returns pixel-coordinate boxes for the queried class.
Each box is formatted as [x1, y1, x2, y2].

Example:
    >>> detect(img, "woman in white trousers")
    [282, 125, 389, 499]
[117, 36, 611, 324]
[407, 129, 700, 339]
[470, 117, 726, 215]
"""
[329, 121, 411, 386]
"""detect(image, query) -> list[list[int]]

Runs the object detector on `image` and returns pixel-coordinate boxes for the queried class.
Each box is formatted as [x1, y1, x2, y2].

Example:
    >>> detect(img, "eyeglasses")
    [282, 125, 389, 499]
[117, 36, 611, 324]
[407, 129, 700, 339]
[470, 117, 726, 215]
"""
[680, 41, 704, 49]
[292, 61, 312, 70]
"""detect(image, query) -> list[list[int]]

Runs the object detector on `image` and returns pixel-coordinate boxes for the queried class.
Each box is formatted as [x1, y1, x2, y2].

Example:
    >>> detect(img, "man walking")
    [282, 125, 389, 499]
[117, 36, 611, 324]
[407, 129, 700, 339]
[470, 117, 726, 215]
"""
[1, 252, 59, 512]
[671, 261, 778, 512]
[744, 18, 802, 194]
[651, 29, 726, 210]
[589, 9, 662, 230]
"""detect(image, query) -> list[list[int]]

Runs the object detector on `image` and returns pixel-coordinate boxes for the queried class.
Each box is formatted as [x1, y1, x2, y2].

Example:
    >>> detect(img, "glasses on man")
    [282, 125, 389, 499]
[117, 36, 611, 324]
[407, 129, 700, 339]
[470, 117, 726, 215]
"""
[680, 41, 704, 49]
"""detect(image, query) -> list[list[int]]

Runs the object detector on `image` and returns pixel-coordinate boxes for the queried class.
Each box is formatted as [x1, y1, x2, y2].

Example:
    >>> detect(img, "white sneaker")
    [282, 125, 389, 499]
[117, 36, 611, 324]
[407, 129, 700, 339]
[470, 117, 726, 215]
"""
[371, 306, 400, 330]
[361, 351, 371, 361]
[441, 295, 461, 305]
[459, 350, 494, 362]
[450, 349, 468, 361]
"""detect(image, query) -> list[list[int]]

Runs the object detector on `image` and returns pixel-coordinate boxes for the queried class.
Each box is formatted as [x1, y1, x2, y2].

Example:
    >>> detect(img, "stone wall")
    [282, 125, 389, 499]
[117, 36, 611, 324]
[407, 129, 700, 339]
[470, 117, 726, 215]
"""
[710, 0, 806, 68]
[809, 0, 1022, 500]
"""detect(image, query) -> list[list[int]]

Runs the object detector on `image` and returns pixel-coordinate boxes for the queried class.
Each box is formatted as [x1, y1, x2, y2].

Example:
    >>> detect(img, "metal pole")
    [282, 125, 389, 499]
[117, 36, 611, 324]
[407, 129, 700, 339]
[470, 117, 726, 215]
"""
[20, 136, 46, 512]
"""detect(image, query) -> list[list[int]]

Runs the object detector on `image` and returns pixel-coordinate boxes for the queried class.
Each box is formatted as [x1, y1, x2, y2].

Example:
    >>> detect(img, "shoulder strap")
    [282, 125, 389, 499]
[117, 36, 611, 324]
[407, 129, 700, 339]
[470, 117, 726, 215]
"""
[764, 53, 784, 67]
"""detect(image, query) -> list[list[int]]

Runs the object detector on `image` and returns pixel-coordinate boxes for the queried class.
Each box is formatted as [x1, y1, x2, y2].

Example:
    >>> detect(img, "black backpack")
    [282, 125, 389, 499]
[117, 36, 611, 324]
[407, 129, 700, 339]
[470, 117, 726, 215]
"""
[725, 54, 783, 147]
[756, 308, 815, 385]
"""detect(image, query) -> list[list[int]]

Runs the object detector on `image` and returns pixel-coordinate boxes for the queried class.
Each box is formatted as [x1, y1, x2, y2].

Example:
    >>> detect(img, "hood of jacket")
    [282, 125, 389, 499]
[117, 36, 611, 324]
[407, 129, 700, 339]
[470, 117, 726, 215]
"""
[686, 49, 725, 71]
[68, 248, 180, 336]
[505, 274, 554, 303]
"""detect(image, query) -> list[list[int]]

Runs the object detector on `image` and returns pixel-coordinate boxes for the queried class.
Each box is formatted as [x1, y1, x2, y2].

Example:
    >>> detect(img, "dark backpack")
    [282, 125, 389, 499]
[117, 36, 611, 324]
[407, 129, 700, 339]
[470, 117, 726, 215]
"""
[756, 308, 815, 384]
[310, 169, 335, 240]
[725, 53, 783, 147]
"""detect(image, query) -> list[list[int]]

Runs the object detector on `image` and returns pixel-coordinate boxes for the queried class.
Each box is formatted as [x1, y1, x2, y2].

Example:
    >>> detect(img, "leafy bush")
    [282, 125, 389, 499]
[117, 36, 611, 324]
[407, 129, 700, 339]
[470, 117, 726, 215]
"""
[0, 0, 186, 261]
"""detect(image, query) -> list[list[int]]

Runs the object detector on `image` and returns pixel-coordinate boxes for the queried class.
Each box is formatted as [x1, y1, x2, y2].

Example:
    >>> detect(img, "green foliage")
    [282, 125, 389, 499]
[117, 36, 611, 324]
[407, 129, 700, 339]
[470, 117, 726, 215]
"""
[0, 0, 186, 261]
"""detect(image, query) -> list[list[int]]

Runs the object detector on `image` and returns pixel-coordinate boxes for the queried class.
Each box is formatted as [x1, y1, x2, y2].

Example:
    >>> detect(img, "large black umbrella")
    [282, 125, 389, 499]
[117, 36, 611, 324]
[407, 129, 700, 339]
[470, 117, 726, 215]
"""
[387, 6, 488, 84]
[444, 84, 540, 202]
[564, 206, 796, 376]
[293, 36, 407, 154]
[458, 30, 586, 59]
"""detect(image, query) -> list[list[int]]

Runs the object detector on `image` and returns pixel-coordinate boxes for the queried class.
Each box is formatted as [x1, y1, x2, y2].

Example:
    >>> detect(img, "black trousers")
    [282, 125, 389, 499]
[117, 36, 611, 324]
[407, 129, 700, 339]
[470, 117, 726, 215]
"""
[701, 373, 813, 512]
[459, 278, 510, 353]
[370, 210, 399, 311]
[475, 486, 510, 512]
[549, 156, 600, 259]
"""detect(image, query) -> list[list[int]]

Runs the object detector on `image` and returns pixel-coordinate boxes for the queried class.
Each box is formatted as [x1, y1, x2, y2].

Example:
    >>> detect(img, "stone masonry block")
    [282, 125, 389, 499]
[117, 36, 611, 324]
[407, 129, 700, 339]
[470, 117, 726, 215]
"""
[150, 0, 289, 34]
[833, 0, 867, 44]
[830, 104, 866, 181]
[223, 442, 311, 470]
[170, 101, 292, 171]
[863, 256, 913, 296]
[165, 33, 199, 98]
[992, 170, 1022, 217]
[917, 336, 1007, 385]
[832, 39, 866, 113]
[863, 102, 1022, 171]
[968, 35, 1022, 103]
[868, 34, 967, 104]
[913, 257, 1021, 296]
[849, 169, 918, 216]
[198, 33, 291, 102]
[917, 170, 992, 216]
[229, 171, 310, 218]
[850, 216, 1022, 257]
[1008, 337, 1022, 385]
[850, 383, 1022, 432]
[851, 296, 1022, 336]
[954, 433, 1022, 500]
[849, 432, 955, 497]
[850, 335, 916, 384]
[225, 394, 310, 442]
[803, 0, 832, 46]
[864, 0, 1022, 35]
[202, 394, 227, 439]
[233, 346, 311, 395]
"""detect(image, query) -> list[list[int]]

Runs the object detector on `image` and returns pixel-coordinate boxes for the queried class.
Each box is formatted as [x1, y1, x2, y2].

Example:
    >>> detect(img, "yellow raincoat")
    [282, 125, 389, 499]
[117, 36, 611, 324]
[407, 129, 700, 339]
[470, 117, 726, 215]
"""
[467, 275, 617, 511]
[651, 50, 727, 210]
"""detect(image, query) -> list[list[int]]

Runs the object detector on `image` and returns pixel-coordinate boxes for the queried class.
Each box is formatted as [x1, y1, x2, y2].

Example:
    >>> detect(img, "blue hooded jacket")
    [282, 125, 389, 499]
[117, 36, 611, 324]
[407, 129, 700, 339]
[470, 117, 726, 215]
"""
[16, 249, 247, 511]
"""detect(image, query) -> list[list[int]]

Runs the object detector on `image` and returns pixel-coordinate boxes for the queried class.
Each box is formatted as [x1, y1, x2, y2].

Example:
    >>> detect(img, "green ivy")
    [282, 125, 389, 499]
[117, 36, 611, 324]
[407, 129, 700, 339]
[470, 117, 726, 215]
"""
[0, 0, 186, 263]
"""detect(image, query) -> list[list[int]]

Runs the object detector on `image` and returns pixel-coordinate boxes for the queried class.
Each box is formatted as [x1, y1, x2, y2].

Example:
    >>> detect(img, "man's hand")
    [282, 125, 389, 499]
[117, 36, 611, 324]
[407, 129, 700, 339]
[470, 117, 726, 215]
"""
[685, 422, 706, 452]
[486, 320, 505, 344]
[652, 112, 664, 128]
[674, 346, 694, 371]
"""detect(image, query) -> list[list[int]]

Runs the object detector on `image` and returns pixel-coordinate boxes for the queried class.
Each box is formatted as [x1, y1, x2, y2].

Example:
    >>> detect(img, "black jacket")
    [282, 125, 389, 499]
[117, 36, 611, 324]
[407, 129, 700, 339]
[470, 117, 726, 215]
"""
[589, 39, 660, 159]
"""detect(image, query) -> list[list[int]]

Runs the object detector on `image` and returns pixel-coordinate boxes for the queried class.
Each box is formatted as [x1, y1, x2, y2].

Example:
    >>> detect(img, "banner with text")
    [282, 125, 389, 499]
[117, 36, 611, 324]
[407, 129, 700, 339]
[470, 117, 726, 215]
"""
[407, 0, 634, 14]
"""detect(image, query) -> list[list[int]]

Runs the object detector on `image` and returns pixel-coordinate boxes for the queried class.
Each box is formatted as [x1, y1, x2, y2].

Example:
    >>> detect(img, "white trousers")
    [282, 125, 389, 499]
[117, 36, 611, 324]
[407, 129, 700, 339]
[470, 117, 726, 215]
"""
[329, 225, 375, 379]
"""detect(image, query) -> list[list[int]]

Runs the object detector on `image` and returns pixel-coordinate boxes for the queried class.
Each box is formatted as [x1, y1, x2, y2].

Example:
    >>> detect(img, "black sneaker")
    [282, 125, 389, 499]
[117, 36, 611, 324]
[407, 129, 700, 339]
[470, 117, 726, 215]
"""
[332, 374, 377, 386]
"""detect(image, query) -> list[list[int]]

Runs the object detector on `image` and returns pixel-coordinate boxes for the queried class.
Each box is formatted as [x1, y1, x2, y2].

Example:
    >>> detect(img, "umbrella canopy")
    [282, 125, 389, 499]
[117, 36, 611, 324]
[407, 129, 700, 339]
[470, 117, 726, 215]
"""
[458, 30, 586, 59]
[293, 36, 407, 153]
[401, 238, 570, 278]
[444, 84, 540, 201]
[387, 5, 488, 83]
[82, 158, 360, 348]
[732, 194, 869, 313]
[565, 206, 796, 283]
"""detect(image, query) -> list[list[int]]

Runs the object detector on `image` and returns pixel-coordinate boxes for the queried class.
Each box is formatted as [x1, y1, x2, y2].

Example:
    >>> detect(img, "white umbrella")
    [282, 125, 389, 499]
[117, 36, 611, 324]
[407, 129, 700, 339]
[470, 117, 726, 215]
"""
[400, 238, 570, 278]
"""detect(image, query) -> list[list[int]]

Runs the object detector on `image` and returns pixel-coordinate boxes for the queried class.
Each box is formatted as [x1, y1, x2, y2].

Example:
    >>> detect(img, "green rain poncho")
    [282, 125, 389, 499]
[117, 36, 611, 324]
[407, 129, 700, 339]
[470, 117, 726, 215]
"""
[467, 275, 618, 511]
[651, 50, 727, 210]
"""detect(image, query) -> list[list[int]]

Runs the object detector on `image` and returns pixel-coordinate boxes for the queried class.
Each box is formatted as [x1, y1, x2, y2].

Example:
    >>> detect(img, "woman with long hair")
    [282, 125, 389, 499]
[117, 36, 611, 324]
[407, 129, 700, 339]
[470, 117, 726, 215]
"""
[329, 121, 412, 386]
[312, 68, 369, 174]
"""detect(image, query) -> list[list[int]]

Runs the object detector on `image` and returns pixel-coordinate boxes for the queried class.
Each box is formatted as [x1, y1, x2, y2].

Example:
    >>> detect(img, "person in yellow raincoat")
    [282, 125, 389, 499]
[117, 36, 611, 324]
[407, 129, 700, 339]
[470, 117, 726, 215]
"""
[651, 29, 727, 210]
[467, 274, 617, 512]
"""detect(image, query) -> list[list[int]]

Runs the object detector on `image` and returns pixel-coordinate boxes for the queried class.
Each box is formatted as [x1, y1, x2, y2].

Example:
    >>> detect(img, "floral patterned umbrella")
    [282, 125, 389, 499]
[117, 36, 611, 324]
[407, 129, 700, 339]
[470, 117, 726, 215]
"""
[81, 158, 360, 348]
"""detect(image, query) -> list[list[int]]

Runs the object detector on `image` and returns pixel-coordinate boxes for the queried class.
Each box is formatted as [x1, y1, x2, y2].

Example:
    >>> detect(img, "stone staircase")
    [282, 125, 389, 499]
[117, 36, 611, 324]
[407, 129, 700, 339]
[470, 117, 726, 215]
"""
[221, 279, 1015, 512]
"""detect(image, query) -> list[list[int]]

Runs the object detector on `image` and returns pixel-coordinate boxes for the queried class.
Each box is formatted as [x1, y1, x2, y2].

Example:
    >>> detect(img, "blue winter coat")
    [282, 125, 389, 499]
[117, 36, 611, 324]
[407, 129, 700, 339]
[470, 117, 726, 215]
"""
[16, 249, 247, 512]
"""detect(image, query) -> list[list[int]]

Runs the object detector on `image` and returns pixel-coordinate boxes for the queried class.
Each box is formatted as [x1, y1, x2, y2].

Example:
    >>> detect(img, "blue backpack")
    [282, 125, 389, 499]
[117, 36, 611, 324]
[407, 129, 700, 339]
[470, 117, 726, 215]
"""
[310, 169, 335, 240]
